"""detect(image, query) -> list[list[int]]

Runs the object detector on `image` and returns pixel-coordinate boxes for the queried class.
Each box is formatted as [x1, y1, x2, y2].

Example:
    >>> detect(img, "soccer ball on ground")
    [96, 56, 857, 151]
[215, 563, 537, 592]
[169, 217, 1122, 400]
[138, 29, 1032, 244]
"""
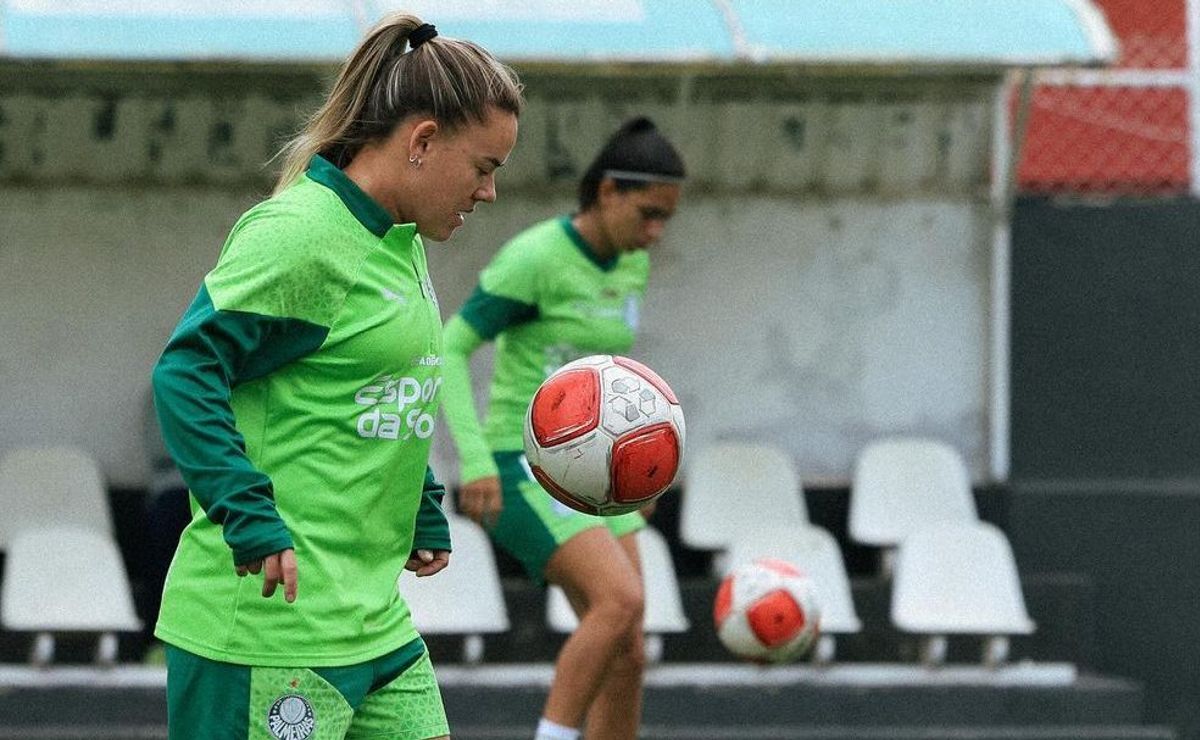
[714, 557, 821, 663]
[523, 354, 685, 516]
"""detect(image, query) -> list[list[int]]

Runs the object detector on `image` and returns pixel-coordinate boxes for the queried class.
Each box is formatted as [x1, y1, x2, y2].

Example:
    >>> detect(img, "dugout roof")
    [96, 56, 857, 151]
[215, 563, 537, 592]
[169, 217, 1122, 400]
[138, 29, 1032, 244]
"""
[0, 0, 1116, 69]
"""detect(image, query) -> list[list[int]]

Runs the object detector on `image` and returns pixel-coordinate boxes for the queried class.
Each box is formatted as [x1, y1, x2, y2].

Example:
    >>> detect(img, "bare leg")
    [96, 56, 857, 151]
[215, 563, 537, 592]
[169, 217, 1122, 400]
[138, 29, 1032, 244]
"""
[541, 528, 644, 733]
[581, 531, 645, 739]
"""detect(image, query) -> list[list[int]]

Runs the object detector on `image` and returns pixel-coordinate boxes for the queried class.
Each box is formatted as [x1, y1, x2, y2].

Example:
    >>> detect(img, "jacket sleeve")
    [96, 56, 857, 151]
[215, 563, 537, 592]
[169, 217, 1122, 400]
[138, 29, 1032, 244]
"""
[412, 466, 452, 552]
[441, 283, 540, 483]
[439, 313, 498, 483]
[152, 209, 345, 566]
[152, 286, 329, 565]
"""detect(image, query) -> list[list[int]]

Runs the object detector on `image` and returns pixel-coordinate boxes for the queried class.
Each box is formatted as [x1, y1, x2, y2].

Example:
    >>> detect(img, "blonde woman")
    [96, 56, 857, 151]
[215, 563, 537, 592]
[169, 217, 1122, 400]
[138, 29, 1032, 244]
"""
[151, 14, 522, 739]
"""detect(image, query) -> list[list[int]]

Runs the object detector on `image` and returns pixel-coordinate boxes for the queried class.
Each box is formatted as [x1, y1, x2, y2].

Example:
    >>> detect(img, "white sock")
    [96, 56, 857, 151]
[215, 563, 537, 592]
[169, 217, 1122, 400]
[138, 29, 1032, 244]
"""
[534, 717, 580, 740]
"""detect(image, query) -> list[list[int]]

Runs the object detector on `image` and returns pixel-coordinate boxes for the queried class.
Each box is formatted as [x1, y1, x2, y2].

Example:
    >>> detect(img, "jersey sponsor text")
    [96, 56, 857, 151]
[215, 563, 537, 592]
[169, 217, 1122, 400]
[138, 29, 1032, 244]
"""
[354, 372, 442, 440]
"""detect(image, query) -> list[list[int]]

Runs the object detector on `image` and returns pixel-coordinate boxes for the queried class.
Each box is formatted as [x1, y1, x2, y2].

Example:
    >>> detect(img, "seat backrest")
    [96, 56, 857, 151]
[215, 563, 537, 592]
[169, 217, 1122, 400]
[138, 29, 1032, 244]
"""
[849, 437, 976, 548]
[680, 442, 806, 551]
[1, 525, 141, 632]
[725, 523, 862, 634]
[0, 446, 113, 548]
[891, 521, 1035, 635]
[547, 526, 690, 634]
[399, 514, 509, 634]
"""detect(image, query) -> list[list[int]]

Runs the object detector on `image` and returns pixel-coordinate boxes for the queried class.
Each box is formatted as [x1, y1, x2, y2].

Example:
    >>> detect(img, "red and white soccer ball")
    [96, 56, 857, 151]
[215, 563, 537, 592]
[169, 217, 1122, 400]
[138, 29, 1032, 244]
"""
[714, 558, 821, 663]
[522, 354, 685, 516]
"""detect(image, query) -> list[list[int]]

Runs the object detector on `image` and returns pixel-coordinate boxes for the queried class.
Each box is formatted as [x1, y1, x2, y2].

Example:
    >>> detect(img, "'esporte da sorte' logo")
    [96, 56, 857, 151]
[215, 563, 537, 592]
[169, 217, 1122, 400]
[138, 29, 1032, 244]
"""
[354, 371, 442, 440]
[267, 694, 315, 740]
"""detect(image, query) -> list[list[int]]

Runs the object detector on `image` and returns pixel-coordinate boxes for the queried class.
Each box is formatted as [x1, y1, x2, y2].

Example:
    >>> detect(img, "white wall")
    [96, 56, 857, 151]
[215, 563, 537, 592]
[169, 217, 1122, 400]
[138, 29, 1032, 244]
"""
[0, 189, 987, 487]
[0, 187, 256, 486]
[426, 195, 989, 487]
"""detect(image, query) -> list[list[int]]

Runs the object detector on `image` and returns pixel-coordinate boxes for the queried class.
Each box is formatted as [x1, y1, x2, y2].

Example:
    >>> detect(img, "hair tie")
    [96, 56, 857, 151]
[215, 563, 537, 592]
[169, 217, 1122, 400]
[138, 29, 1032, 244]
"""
[410, 23, 438, 50]
[602, 169, 686, 185]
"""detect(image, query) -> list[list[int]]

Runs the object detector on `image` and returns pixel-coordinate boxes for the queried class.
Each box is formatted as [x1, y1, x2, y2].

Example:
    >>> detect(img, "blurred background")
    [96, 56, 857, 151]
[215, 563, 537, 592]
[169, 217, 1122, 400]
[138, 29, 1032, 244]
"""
[1, 1, 1198, 738]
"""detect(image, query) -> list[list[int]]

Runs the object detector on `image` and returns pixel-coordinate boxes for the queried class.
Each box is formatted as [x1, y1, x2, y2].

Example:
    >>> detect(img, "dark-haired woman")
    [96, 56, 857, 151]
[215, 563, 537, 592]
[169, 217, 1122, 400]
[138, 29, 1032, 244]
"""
[151, 13, 522, 739]
[441, 117, 685, 740]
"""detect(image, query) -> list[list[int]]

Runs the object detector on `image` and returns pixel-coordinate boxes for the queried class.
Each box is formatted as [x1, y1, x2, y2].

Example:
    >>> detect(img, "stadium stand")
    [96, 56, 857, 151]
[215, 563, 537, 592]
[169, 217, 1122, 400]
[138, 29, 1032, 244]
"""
[3, 0, 1185, 735]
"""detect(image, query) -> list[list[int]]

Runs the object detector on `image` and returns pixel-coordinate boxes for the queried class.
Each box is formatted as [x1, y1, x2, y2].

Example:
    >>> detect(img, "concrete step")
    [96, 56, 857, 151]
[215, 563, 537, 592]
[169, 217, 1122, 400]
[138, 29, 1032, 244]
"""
[0, 666, 1151, 733]
[434, 671, 1147, 728]
[449, 725, 1179, 740]
[0, 725, 1178, 740]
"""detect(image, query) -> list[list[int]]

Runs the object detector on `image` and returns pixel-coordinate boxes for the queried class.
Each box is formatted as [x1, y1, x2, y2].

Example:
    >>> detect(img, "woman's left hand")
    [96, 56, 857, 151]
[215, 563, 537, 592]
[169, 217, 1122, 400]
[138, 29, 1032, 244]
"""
[406, 548, 451, 577]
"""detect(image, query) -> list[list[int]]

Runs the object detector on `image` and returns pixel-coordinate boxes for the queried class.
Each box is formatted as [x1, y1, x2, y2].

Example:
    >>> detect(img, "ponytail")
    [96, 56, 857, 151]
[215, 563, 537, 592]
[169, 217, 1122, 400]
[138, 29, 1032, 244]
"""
[275, 12, 523, 192]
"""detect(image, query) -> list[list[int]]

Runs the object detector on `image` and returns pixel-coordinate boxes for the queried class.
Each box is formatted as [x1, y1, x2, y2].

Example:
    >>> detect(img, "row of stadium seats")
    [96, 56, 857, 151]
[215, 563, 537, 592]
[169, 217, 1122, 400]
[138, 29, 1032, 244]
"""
[406, 437, 1033, 667]
[0, 444, 685, 667]
[681, 439, 1035, 666]
[0, 440, 1032, 668]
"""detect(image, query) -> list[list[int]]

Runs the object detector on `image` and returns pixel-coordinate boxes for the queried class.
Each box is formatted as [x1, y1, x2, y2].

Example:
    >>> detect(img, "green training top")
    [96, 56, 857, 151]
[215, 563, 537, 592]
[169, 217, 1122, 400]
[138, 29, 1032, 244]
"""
[152, 155, 450, 667]
[441, 216, 649, 483]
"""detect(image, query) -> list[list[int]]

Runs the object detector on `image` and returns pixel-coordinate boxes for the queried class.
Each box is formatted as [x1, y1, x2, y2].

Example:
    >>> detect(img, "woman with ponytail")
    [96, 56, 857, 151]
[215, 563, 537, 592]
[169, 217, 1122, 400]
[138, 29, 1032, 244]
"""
[151, 13, 522, 739]
[441, 117, 686, 740]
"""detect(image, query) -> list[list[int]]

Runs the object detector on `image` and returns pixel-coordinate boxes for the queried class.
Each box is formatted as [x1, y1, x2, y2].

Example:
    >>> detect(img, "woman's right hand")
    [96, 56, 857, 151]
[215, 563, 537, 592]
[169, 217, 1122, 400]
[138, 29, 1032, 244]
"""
[458, 476, 503, 528]
[236, 548, 298, 603]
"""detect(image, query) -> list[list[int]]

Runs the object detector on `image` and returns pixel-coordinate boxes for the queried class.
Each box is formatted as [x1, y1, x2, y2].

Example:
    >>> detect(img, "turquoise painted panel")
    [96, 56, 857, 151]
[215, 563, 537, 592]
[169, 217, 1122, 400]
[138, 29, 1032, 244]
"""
[0, 0, 1110, 64]
[0, 0, 729, 61]
[433, 0, 732, 60]
[732, 0, 1105, 63]
[4, 15, 361, 60]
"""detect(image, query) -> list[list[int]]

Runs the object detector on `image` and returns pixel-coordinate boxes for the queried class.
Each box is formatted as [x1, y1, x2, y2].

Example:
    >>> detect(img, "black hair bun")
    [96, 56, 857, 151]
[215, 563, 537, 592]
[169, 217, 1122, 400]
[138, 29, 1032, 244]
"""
[619, 116, 657, 135]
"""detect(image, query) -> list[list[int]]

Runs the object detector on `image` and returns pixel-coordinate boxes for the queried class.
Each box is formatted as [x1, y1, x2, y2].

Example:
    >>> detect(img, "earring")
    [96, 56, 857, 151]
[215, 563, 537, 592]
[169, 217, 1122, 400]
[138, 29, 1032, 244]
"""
[409, 155, 422, 168]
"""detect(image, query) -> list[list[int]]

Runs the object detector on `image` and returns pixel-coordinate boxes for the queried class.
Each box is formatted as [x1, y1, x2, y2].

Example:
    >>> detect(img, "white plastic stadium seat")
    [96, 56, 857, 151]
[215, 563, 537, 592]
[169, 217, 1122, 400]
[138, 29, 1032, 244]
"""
[891, 521, 1035, 667]
[680, 442, 807, 553]
[849, 438, 976, 567]
[398, 514, 509, 663]
[0, 446, 114, 549]
[724, 523, 861, 663]
[546, 526, 689, 663]
[1, 525, 142, 665]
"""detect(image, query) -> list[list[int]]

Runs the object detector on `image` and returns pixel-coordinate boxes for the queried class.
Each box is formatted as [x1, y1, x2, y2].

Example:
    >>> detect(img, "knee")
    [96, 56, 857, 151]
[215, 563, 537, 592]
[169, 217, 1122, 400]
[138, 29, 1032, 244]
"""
[612, 585, 645, 633]
[593, 583, 644, 634]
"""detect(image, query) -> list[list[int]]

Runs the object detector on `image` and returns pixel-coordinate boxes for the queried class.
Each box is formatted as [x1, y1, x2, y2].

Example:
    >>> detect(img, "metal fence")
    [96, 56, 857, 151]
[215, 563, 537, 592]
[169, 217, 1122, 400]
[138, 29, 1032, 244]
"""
[1017, 0, 1196, 196]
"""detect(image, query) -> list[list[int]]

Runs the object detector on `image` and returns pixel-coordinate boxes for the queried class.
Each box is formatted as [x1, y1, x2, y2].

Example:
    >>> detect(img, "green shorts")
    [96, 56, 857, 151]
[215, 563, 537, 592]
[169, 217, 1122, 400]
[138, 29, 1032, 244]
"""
[492, 451, 645, 584]
[165, 639, 448, 740]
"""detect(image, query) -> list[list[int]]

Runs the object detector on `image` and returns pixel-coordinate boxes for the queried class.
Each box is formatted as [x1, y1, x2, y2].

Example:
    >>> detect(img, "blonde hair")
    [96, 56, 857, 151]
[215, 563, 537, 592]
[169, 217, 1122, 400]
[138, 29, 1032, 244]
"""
[274, 12, 524, 192]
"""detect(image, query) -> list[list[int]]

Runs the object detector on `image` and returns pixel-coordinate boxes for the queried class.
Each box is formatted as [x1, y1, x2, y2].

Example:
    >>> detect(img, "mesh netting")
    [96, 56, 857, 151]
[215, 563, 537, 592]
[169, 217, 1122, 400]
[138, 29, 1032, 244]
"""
[1017, 0, 1193, 195]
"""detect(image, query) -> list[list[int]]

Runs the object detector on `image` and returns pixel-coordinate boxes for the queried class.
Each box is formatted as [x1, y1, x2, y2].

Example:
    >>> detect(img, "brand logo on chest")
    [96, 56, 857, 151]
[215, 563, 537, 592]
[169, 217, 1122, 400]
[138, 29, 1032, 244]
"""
[354, 372, 442, 440]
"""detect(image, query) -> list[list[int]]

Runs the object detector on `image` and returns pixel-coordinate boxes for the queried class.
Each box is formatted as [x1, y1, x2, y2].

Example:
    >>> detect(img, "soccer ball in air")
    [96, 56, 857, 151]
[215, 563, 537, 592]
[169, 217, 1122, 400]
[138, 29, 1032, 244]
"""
[523, 355, 685, 516]
[714, 558, 821, 663]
